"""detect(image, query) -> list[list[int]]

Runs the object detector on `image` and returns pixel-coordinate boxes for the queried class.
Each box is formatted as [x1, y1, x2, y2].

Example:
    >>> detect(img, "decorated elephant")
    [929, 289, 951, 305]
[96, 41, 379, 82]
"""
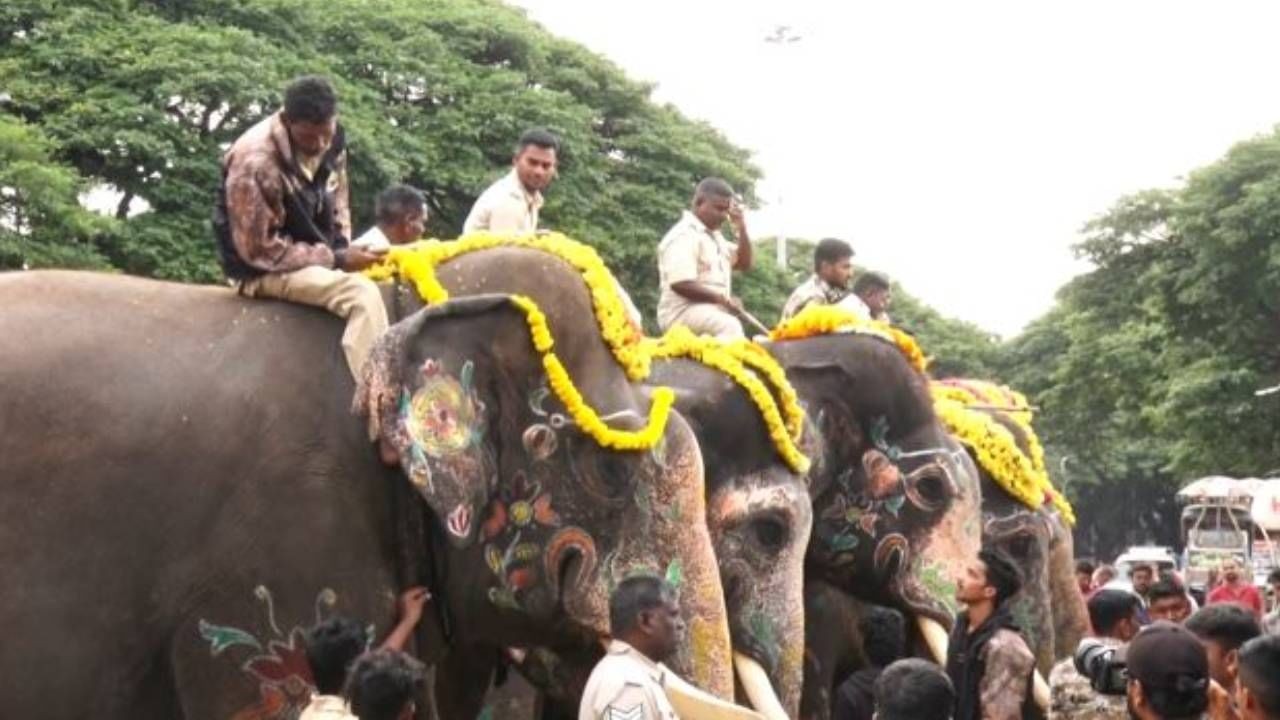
[929, 380, 1088, 676]
[0, 258, 734, 719]
[378, 238, 811, 718]
[762, 311, 971, 719]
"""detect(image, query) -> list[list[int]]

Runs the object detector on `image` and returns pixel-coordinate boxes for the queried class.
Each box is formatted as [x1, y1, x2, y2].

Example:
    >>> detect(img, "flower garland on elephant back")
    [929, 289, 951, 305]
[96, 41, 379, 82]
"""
[929, 381, 1075, 526]
[768, 305, 929, 372]
[365, 233, 808, 471]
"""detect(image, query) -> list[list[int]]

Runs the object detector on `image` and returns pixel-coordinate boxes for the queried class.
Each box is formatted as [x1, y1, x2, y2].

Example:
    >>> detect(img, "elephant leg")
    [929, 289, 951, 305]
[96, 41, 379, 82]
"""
[435, 645, 499, 720]
[801, 582, 868, 720]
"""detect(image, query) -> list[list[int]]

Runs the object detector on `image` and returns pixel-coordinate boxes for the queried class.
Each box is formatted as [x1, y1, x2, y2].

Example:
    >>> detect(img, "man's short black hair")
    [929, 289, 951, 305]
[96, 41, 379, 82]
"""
[978, 547, 1023, 605]
[859, 606, 905, 668]
[1267, 567, 1280, 585]
[1087, 589, 1140, 636]
[375, 184, 426, 226]
[1238, 634, 1280, 719]
[609, 575, 675, 636]
[344, 649, 425, 720]
[693, 177, 735, 203]
[1147, 579, 1185, 606]
[1132, 564, 1154, 579]
[305, 616, 368, 694]
[515, 128, 560, 154]
[1184, 604, 1261, 651]
[852, 271, 891, 296]
[874, 658, 954, 720]
[283, 75, 338, 125]
[1076, 559, 1096, 576]
[813, 238, 853, 271]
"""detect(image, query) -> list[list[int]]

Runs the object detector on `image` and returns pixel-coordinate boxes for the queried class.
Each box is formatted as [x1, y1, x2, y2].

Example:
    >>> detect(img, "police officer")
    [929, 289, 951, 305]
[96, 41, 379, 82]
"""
[580, 575, 685, 720]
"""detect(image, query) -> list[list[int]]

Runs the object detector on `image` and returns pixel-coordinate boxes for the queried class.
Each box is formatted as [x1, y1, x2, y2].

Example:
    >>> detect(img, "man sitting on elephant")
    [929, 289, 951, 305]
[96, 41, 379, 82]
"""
[657, 177, 753, 340]
[213, 75, 388, 382]
[779, 237, 855, 322]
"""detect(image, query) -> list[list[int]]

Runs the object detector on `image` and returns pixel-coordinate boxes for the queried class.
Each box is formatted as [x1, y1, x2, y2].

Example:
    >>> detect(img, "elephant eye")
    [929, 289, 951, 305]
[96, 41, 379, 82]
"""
[569, 443, 638, 506]
[750, 513, 790, 554]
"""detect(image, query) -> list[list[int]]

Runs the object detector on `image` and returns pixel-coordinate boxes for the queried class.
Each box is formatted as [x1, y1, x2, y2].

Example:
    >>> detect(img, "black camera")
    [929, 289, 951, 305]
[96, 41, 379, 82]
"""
[1074, 638, 1128, 696]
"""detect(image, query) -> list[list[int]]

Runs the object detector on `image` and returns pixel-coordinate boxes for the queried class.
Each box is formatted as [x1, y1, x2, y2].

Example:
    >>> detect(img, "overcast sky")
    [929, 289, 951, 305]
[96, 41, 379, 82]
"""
[510, 0, 1280, 336]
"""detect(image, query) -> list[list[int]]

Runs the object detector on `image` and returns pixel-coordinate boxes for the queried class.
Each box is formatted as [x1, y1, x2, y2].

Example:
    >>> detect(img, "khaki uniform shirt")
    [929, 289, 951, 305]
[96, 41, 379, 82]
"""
[656, 210, 739, 331]
[298, 694, 356, 720]
[579, 640, 681, 720]
[779, 273, 851, 322]
[463, 169, 543, 235]
[1048, 638, 1128, 720]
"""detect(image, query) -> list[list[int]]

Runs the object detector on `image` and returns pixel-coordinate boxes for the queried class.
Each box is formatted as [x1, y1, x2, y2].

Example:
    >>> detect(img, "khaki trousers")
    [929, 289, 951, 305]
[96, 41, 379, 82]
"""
[240, 266, 388, 381]
[669, 303, 745, 341]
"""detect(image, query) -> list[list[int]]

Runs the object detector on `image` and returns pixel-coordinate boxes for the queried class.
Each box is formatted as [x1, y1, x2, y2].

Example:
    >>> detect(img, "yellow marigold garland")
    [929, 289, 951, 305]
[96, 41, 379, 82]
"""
[644, 327, 810, 474]
[505, 294, 674, 450]
[367, 234, 805, 468]
[769, 305, 928, 372]
[366, 232, 648, 380]
[928, 382, 1075, 526]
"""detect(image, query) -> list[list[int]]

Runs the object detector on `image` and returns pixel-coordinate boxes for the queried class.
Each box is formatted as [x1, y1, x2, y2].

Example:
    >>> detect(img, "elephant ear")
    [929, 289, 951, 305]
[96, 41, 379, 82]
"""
[354, 294, 518, 548]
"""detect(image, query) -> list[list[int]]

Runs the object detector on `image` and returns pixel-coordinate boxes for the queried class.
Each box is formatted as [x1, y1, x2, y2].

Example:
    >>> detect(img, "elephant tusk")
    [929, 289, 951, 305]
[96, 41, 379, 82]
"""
[917, 616, 950, 665]
[731, 652, 789, 720]
[1034, 669, 1050, 711]
[664, 660, 766, 720]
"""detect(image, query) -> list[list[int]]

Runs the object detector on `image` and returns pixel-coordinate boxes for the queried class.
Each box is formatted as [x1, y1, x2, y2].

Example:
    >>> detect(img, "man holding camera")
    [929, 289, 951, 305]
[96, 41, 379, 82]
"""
[1050, 590, 1142, 720]
[1124, 623, 1212, 720]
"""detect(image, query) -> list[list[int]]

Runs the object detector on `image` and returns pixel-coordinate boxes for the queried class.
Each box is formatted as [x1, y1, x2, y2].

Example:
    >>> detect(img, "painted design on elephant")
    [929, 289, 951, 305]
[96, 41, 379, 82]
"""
[482, 471, 568, 609]
[917, 560, 960, 616]
[398, 358, 486, 493]
[198, 586, 355, 720]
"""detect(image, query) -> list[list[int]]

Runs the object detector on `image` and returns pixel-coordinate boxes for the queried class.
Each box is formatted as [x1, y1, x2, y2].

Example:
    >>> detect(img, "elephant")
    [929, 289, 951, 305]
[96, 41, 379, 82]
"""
[761, 332, 969, 719]
[0, 262, 733, 719]
[381, 248, 808, 718]
[948, 395, 1088, 676]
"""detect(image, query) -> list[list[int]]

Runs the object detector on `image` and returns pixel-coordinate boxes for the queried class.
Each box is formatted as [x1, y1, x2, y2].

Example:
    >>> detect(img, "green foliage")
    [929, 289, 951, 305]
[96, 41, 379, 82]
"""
[0, 114, 113, 270]
[0, 0, 759, 301]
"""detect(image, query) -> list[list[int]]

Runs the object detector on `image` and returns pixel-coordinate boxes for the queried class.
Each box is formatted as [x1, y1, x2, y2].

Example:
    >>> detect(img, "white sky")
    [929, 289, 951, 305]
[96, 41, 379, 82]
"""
[510, 0, 1280, 336]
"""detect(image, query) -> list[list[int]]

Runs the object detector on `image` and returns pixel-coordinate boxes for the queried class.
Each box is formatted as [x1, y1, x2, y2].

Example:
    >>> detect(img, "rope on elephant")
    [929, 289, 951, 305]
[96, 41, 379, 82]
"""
[364, 233, 809, 471]
[768, 305, 929, 372]
[929, 380, 1076, 526]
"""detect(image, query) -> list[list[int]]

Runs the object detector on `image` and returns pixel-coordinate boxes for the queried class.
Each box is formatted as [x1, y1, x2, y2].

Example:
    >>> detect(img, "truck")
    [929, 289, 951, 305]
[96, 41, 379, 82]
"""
[1177, 476, 1280, 606]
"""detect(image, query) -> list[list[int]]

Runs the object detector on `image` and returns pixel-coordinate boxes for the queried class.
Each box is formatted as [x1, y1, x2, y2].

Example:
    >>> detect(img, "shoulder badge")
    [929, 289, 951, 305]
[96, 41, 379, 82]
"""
[604, 705, 643, 720]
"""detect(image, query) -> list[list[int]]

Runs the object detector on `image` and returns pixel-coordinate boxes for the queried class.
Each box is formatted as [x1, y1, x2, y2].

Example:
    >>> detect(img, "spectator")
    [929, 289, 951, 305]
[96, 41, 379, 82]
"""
[463, 128, 559, 235]
[1208, 558, 1263, 620]
[579, 575, 685, 720]
[1049, 589, 1141, 720]
[874, 658, 955, 720]
[1075, 561, 1096, 597]
[300, 588, 430, 719]
[833, 606, 906, 720]
[1148, 579, 1194, 624]
[779, 237, 855, 322]
[946, 547, 1036, 720]
[1124, 622, 1210, 720]
[1091, 565, 1117, 595]
[351, 185, 427, 252]
[1262, 569, 1280, 635]
[1235, 635, 1280, 720]
[655, 177, 753, 340]
[344, 649, 425, 720]
[1185, 604, 1262, 693]
[1132, 565, 1156, 604]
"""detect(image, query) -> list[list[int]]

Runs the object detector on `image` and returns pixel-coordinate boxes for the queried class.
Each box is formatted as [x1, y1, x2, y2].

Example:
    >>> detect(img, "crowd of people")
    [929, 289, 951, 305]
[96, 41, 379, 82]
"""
[1051, 557, 1280, 720]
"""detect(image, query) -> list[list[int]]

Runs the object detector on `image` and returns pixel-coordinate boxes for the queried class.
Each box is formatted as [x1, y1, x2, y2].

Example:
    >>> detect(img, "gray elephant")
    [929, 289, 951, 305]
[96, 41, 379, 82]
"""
[0, 260, 733, 719]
